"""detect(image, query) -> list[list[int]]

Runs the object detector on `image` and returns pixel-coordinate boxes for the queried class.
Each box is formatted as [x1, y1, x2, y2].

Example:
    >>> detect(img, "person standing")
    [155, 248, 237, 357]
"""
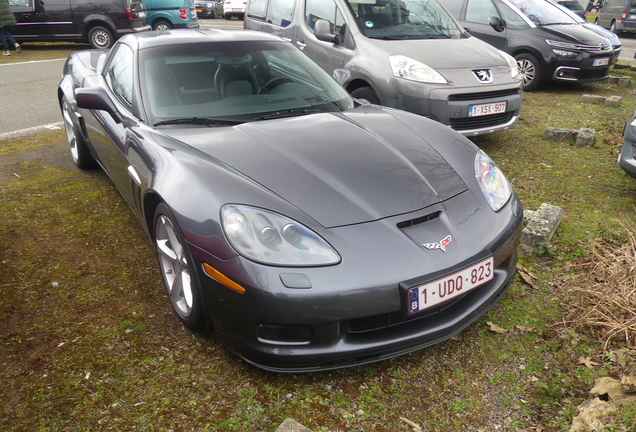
[0, 0, 21, 56]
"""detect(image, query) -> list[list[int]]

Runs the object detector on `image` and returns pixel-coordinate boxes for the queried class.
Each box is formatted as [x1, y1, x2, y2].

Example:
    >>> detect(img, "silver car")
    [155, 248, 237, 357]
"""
[245, 0, 523, 136]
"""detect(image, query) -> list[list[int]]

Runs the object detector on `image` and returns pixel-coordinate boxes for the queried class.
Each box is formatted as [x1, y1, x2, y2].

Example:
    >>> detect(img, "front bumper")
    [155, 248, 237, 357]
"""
[546, 50, 612, 84]
[188, 191, 524, 372]
[380, 79, 522, 137]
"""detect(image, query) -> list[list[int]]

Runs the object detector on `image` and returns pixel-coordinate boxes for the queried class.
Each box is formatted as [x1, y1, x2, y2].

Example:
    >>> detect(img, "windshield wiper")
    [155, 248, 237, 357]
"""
[253, 109, 321, 121]
[154, 117, 245, 127]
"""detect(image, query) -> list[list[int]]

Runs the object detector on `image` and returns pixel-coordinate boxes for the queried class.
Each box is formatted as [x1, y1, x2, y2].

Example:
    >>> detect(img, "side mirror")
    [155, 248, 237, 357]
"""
[314, 19, 341, 44]
[488, 16, 505, 32]
[75, 87, 123, 123]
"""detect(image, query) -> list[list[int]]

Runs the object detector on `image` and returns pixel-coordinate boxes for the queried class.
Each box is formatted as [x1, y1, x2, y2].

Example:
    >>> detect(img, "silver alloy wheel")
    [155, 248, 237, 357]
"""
[155, 215, 194, 318]
[154, 22, 171, 31]
[91, 29, 111, 49]
[517, 58, 536, 88]
[62, 99, 79, 163]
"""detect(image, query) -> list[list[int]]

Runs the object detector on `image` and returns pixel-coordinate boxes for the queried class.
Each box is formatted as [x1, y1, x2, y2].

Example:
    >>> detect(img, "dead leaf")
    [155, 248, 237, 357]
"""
[487, 321, 508, 334]
[516, 324, 538, 333]
[517, 267, 540, 290]
[579, 356, 600, 369]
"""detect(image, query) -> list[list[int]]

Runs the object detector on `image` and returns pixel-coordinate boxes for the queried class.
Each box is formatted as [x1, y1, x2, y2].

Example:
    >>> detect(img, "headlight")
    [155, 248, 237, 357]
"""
[207, 2, 212, 6]
[474, 150, 512, 212]
[499, 50, 520, 80]
[546, 39, 579, 50]
[221, 205, 340, 266]
[389, 55, 447, 84]
[552, 49, 577, 58]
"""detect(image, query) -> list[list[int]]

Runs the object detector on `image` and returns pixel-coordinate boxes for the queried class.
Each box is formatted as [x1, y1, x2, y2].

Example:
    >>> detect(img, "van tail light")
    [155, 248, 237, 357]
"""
[124, 6, 134, 20]
[180, 7, 186, 18]
[622, 11, 628, 20]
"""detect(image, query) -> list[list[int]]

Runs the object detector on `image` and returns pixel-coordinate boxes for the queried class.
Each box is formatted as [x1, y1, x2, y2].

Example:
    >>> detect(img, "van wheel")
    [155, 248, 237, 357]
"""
[224, 13, 231, 20]
[153, 20, 173, 31]
[351, 86, 380, 105]
[88, 26, 114, 49]
[610, 20, 621, 34]
[515, 53, 541, 91]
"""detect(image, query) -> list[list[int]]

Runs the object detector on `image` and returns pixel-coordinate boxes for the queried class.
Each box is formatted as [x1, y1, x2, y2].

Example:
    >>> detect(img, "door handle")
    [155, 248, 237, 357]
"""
[282, 36, 292, 42]
[296, 40, 306, 49]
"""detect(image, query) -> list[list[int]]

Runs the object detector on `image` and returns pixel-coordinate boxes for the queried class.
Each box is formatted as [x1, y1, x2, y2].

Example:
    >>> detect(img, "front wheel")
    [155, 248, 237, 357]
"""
[154, 203, 206, 330]
[88, 26, 114, 49]
[350, 86, 380, 105]
[62, 96, 96, 169]
[515, 53, 542, 91]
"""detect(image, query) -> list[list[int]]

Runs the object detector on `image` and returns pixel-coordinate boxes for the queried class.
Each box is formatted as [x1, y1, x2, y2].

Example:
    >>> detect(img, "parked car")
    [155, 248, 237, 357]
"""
[58, 29, 523, 372]
[440, 0, 616, 91]
[553, 0, 622, 62]
[144, 0, 199, 30]
[557, 0, 587, 18]
[223, 0, 246, 19]
[245, 0, 523, 137]
[195, 0, 221, 18]
[619, 113, 636, 178]
[595, 0, 636, 33]
[8, 0, 150, 49]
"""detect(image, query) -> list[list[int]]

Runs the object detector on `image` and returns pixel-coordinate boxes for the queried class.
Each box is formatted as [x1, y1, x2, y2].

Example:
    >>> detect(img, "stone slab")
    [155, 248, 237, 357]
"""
[522, 203, 564, 251]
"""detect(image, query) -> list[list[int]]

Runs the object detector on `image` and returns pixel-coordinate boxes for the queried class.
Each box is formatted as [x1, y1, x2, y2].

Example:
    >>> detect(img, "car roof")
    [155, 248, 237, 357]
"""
[120, 29, 285, 49]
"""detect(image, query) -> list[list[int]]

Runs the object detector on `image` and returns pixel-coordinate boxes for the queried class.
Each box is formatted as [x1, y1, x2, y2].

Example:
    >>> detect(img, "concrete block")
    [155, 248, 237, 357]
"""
[607, 76, 620, 85]
[275, 419, 313, 432]
[604, 95, 622, 107]
[543, 127, 578, 141]
[630, 65, 636, 72]
[522, 203, 564, 251]
[613, 63, 630, 69]
[581, 94, 606, 105]
[575, 128, 596, 147]
[619, 76, 632, 88]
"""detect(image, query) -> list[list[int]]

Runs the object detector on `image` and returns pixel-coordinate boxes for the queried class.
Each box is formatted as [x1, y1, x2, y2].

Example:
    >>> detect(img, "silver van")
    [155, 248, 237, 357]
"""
[244, 0, 523, 136]
[595, 0, 636, 33]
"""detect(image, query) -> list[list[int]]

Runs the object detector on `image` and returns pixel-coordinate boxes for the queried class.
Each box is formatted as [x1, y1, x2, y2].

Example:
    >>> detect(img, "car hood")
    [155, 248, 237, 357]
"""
[165, 108, 468, 228]
[363, 38, 507, 69]
[540, 24, 611, 46]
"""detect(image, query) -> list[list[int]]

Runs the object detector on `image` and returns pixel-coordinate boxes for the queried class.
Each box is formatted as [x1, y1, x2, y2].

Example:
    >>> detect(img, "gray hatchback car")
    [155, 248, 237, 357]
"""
[245, 0, 523, 136]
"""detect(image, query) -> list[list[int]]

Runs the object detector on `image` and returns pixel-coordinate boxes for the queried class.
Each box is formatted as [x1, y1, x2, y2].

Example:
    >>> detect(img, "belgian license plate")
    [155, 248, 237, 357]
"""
[139, 10, 146, 18]
[629, 14, 636, 19]
[407, 257, 494, 315]
[468, 101, 506, 117]
[593, 57, 609, 67]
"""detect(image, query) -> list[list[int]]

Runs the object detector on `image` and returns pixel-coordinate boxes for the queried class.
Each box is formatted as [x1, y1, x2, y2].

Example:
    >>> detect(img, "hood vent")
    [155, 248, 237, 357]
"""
[396, 211, 441, 229]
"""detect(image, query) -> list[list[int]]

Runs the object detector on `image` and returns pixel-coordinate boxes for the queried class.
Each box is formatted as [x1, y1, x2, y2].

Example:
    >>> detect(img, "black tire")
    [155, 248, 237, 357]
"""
[212, 7, 217, 18]
[224, 13, 231, 20]
[61, 96, 96, 170]
[88, 26, 114, 49]
[152, 19, 173, 31]
[515, 53, 542, 92]
[350, 86, 380, 105]
[154, 202, 206, 330]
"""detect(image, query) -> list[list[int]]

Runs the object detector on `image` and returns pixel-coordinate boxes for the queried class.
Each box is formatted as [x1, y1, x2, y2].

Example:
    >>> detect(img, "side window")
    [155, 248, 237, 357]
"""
[267, 0, 295, 26]
[465, 0, 499, 23]
[104, 44, 134, 113]
[8, 0, 32, 6]
[247, 0, 268, 19]
[496, 0, 530, 28]
[305, 0, 336, 31]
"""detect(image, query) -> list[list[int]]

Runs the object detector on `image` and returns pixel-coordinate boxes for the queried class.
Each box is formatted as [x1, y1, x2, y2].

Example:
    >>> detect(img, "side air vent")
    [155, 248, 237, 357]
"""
[396, 211, 441, 229]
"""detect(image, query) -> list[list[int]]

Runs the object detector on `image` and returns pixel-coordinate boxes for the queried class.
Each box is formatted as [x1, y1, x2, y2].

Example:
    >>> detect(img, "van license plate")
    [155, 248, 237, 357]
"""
[407, 257, 494, 315]
[593, 58, 609, 67]
[468, 101, 506, 117]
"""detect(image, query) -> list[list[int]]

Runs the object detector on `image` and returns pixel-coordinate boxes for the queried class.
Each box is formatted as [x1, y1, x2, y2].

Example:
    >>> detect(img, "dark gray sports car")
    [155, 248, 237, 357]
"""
[58, 29, 523, 372]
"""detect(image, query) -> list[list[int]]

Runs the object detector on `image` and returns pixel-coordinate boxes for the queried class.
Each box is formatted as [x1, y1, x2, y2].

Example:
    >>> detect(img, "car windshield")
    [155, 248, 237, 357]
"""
[559, 1, 584, 12]
[507, 0, 577, 25]
[346, 0, 464, 39]
[138, 40, 354, 125]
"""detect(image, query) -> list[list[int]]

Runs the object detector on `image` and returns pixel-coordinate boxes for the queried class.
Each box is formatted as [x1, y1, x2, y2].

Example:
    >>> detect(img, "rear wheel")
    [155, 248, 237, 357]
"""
[154, 203, 206, 330]
[62, 96, 96, 170]
[224, 13, 231, 19]
[515, 53, 542, 91]
[153, 19, 173, 31]
[350, 86, 380, 105]
[88, 26, 114, 49]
